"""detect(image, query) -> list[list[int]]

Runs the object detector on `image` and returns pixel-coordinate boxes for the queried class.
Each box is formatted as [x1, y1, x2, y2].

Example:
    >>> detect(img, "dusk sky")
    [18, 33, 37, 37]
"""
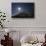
[12, 3, 34, 16]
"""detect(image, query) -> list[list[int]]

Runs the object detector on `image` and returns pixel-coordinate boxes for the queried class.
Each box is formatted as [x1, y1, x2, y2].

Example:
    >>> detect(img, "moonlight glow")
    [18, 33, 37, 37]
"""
[18, 7, 21, 11]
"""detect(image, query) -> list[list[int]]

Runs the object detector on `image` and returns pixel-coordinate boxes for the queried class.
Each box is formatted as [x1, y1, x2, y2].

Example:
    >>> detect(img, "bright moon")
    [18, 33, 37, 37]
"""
[18, 7, 21, 11]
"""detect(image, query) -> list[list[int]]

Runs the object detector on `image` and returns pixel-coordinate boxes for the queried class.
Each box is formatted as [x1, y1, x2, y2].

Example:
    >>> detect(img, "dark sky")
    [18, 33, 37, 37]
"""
[12, 3, 34, 16]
